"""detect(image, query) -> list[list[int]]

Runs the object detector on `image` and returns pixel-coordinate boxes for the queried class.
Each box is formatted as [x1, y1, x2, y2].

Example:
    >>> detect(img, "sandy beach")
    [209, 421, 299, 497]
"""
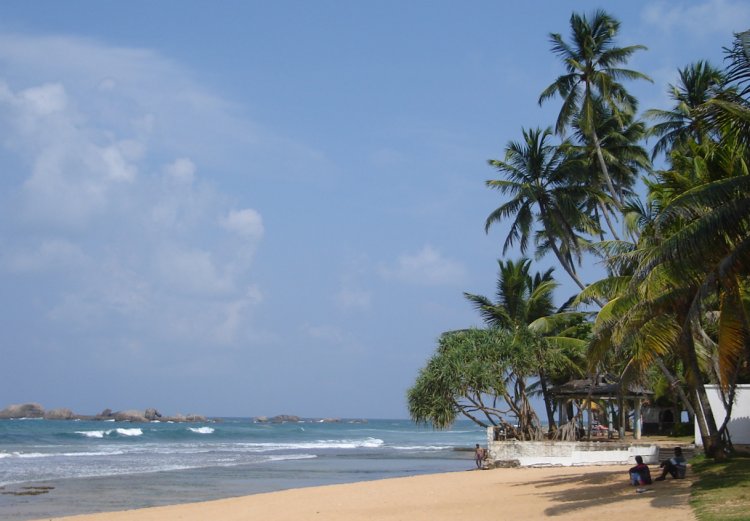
[36, 465, 695, 521]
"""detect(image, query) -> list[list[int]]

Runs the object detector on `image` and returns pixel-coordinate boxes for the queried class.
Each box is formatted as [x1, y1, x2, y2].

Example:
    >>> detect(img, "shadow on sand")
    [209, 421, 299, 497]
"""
[510, 469, 692, 517]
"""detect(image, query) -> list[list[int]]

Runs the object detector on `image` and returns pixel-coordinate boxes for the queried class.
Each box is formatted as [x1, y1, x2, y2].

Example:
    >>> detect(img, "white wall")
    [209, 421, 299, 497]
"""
[486, 430, 660, 467]
[695, 384, 750, 445]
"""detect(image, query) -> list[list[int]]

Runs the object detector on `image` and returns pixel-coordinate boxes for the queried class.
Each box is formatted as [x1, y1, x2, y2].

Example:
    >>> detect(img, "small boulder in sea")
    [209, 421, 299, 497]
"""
[0, 403, 45, 419]
[97, 408, 114, 419]
[253, 416, 269, 423]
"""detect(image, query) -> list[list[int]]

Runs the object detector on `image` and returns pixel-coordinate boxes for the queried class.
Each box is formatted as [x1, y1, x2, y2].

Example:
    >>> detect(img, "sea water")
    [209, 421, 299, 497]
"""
[0, 418, 485, 520]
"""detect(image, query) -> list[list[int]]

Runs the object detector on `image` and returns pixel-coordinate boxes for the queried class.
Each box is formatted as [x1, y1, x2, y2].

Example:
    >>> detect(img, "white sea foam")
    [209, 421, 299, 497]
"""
[235, 437, 384, 452]
[76, 430, 107, 438]
[2, 452, 48, 458]
[75, 428, 143, 438]
[391, 445, 448, 451]
[266, 454, 317, 462]
[1, 450, 127, 459]
[188, 427, 214, 434]
[115, 428, 143, 436]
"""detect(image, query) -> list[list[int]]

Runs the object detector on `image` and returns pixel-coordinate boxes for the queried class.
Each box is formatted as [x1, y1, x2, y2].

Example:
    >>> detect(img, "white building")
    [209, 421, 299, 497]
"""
[695, 384, 750, 446]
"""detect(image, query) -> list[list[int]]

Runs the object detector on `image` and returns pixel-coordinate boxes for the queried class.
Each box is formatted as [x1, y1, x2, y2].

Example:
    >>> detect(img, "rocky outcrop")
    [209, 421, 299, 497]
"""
[170, 413, 207, 422]
[270, 414, 301, 423]
[44, 408, 75, 420]
[0, 403, 45, 419]
[253, 416, 269, 423]
[111, 410, 149, 422]
[0, 403, 207, 423]
[144, 408, 162, 421]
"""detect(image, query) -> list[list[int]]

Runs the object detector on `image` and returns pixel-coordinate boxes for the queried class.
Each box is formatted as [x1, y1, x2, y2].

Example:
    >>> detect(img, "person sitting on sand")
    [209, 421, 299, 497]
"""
[628, 455, 652, 487]
[655, 447, 687, 480]
[474, 444, 486, 469]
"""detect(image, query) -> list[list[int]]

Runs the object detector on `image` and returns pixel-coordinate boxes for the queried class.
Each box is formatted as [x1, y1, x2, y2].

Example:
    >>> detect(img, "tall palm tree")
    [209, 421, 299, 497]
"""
[539, 9, 650, 209]
[645, 61, 725, 159]
[580, 135, 750, 456]
[485, 127, 599, 292]
[570, 105, 651, 240]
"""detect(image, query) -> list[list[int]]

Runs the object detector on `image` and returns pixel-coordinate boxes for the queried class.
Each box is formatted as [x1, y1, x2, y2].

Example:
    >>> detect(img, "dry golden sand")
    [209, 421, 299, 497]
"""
[36, 465, 695, 521]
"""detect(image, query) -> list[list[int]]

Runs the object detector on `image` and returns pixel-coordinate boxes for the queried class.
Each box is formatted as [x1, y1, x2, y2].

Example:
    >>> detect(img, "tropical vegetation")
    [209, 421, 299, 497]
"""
[408, 9, 750, 460]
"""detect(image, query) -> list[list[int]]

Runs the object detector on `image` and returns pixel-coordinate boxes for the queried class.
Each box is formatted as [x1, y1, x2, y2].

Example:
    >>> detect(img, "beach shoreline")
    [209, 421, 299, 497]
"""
[31, 465, 695, 521]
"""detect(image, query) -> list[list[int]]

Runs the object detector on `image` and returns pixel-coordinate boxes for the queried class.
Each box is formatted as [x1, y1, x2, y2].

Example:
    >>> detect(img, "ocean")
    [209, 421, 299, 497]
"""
[0, 418, 486, 520]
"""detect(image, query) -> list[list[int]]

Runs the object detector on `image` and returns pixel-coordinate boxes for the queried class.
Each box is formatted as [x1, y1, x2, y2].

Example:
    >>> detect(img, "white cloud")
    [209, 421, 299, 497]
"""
[165, 157, 196, 185]
[3, 238, 88, 272]
[335, 287, 372, 310]
[214, 285, 264, 345]
[221, 208, 264, 240]
[0, 33, 278, 355]
[19, 83, 67, 115]
[154, 246, 232, 296]
[642, 0, 750, 37]
[380, 245, 466, 286]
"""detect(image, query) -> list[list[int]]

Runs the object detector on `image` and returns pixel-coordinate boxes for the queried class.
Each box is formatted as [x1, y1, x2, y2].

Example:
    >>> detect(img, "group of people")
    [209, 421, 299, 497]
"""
[628, 447, 687, 492]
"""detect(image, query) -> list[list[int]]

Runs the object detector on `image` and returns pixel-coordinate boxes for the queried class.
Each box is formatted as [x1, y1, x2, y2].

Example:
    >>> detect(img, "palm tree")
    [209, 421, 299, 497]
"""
[485, 127, 599, 292]
[464, 258, 588, 431]
[580, 135, 750, 456]
[539, 9, 650, 209]
[464, 258, 556, 330]
[570, 105, 651, 240]
[645, 60, 725, 159]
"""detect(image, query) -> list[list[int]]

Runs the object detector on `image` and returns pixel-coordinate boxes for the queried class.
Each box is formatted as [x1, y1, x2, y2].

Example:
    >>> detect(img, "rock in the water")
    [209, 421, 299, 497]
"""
[0, 403, 45, 419]
[44, 408, 75, 420]
[112, 410, 148, 422]
[144, 408, 162, 421]
[253, 416, 269, 423]
[270, 414, 301, 423]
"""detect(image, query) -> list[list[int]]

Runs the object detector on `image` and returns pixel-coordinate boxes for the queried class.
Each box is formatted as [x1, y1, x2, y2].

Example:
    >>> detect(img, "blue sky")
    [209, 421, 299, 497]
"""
[0, 1, 746, 418]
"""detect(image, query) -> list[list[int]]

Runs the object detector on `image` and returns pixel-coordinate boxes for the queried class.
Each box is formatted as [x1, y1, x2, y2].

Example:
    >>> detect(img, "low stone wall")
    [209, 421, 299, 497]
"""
[486, 431, 659, 467]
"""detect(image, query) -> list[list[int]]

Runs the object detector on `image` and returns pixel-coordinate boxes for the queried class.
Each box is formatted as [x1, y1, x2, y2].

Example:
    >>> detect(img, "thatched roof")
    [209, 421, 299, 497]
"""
[550, 374, 652, 399]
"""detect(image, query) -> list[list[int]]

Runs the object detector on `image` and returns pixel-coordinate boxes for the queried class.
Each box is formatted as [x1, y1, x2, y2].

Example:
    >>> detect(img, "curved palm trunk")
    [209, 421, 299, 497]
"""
[592, 129, 624, 210]
[545, 236, 607, 307]
[655, 358, 695, 420]
[680, 318, 722, 456]
[537, 205, 590, 293]
[598, 201, 621, 240]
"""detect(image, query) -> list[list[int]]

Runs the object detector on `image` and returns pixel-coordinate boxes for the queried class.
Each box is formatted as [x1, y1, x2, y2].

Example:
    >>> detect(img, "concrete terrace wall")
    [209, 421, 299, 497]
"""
[486, 430, 659, 467]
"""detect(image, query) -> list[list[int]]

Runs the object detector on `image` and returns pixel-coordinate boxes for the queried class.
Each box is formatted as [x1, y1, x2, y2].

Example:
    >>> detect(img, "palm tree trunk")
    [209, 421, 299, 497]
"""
[546, 237, 607, 307]
[680, 319, 722, 456]
[592, 129, 624, 210]
[598, 201, 621, 240]
[654, 358, 695, 417]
